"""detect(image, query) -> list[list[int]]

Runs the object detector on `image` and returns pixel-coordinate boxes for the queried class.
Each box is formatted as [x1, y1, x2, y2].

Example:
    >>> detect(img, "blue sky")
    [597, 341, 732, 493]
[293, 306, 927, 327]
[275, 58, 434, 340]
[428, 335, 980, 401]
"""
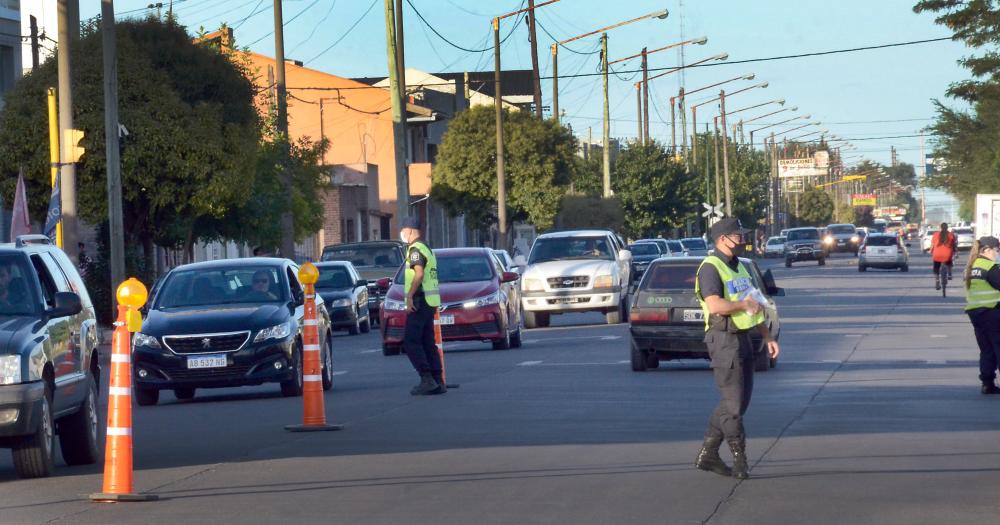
[89, 0, 970, 170]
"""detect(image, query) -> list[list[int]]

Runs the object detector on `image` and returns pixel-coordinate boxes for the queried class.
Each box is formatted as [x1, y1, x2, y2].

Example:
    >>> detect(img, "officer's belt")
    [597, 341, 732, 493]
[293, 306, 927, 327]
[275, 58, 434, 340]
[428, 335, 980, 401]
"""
[707, 314, 751, 334]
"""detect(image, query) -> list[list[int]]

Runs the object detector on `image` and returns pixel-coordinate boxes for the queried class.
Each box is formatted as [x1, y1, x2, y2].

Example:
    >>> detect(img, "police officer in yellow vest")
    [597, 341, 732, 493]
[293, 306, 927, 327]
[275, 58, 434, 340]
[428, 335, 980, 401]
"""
[400, 217, 445, 396]
[694, 218, 780, 480]
[963, 236, 1000, 395]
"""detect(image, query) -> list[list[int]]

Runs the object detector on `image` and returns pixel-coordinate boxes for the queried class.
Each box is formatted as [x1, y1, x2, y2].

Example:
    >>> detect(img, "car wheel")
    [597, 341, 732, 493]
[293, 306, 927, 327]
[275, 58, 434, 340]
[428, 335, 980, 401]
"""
[12, 383, 55, 478]
[754, 350, 770, 372]
[645, 353, 660, 369]
[348, 312, 361, 335]
[620, 296, 630, 323]
[492, 326, 511, 350]
[785, 259, 792, 268]
[174, 388, 196, 401]
[135, 387, 159, 406]
[59, 376, 101, 466]
[321, 333, 334, 391]
[510, 325, 523, 348]
[360, 315, 371, 334]
[858, 265, 867, 272]
[280, 343, 304, 397]
[382, 343, 402, 356]
[630, 341, 647, 372]
[900, 264, 909, 272]
[525, 310, 549, 329]
[605, 307, 621, 324]
[818, 257, 826, 266]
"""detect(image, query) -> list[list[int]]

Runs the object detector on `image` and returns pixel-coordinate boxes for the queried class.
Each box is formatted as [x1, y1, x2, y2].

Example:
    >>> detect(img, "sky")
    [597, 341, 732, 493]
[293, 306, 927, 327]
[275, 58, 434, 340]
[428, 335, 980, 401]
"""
[81, 0, 970, 173]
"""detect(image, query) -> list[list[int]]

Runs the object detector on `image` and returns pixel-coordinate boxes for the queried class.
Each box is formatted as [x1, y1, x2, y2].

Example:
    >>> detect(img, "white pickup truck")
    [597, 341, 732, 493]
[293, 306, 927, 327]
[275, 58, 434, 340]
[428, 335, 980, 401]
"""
[517, 230, 632, 328]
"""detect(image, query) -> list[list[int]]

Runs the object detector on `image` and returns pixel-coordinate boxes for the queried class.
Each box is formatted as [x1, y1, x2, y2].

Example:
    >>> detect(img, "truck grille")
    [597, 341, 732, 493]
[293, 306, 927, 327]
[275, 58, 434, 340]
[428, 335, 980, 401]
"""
[547, 276, 589, 289]
[162, 331, 250, 355]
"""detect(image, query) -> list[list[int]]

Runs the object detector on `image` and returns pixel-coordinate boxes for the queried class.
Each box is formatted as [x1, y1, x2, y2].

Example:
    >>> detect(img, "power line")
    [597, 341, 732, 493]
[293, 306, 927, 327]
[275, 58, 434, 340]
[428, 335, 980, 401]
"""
[404, 0, 525, 54]
[245, 0, 321, 47]
[289, 0, 339, 54]
[306, 0, 379, 63]
[232, 0, 268, 30]
[534, 17, 600, 55]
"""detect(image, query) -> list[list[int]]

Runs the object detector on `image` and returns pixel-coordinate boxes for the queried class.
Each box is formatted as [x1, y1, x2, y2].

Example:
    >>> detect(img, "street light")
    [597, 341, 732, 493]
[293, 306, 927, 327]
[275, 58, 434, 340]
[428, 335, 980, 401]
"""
[717, 82, 770, 215]
[678, 73, 755, 160]
[788, 129, 828, 142]
[745, 106, 797, 147]
[690, 79, 767, 159]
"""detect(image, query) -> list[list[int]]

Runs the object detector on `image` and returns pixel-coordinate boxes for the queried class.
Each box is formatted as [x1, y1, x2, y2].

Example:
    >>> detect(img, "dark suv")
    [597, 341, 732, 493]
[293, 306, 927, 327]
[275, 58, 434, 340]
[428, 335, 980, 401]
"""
[784, 227, 825, 267]
[0, 235, 101, 478]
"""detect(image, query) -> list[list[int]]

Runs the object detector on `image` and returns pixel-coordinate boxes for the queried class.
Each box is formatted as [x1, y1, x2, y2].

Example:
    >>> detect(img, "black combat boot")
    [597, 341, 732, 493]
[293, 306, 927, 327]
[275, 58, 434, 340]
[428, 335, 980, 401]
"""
[430, 372, 448, 395]
[728, 438, 750, 480]
[982, 381, 1000, 395]
[410, 373, 440, 396]
[695, 436, 732, 477]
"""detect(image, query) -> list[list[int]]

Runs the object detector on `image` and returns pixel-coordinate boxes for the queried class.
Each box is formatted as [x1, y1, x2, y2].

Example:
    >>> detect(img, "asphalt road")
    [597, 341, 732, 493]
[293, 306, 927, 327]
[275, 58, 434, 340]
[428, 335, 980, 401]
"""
[2, 250, 999, 524]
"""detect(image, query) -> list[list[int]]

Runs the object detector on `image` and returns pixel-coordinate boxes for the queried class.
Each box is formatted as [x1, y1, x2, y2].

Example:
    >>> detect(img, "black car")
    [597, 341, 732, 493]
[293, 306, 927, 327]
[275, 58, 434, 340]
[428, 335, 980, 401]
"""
[784, 227, 825, 267]
[132, 258, 334, 405]
[315, 261, 371, 335]
[628, 242, 664, 283]
[822, 224, 861, 255]
[0, 236, 101, 478]
[628, 256, 783, 373]
[321, 241, 406, 326]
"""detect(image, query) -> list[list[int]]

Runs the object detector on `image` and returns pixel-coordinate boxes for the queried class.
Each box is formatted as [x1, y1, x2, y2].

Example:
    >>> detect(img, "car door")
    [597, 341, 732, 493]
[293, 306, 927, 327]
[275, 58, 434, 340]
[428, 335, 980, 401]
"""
[29, 253, 83, 412]
[747, 261, 780, 339]
[491, 252, 519, 326]
[349, 264, 367, 317]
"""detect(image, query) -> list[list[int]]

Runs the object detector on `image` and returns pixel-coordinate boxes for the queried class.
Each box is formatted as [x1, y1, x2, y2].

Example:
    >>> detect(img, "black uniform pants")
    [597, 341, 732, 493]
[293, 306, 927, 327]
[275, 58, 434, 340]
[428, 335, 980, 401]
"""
[404, 299, 442, 376]
[969, 307, 1000, 383]
[704, 330, 754, 441]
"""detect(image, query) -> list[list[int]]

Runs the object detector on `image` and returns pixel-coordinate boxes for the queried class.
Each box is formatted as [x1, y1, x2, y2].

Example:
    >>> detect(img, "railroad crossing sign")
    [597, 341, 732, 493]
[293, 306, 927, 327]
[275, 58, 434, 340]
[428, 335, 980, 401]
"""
[702, 202, 724, 219]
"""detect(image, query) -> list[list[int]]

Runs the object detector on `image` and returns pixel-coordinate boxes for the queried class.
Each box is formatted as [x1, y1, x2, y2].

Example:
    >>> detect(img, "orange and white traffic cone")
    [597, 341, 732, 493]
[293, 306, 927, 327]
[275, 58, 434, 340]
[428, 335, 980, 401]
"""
[433, 310, 458, 389]
[90, 279, 157, 502]
[285, 262, 342, 432]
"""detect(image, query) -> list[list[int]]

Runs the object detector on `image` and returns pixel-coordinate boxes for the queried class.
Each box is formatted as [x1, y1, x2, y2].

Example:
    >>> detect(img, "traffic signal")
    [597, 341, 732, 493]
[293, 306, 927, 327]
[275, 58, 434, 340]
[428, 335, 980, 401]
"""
[63, 128, 85, 163]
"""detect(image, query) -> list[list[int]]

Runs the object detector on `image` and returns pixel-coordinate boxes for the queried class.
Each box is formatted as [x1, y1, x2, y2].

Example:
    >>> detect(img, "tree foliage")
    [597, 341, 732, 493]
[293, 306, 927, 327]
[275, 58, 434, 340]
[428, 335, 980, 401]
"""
[611, 141, 701, 239]
[432, 105, 577, 232]
[796, 186, 834, 226]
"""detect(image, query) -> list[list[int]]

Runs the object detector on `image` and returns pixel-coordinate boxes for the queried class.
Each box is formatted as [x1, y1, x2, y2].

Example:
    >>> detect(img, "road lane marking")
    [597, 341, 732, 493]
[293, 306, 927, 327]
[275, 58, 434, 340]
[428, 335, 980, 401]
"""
[930, 334, 947, 339]
[600, 336, 623, 341]
[360, 349, 381, 354]
[844, 334, 864, 338]
[332, 371, 349, 376]
[518, 361, 543, 366]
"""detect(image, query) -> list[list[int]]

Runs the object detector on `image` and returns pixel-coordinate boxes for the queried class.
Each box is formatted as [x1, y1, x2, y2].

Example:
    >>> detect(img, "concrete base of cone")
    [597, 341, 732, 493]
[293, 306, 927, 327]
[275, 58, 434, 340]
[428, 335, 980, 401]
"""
[284, 423, 344, 432]
[89, 492, 159, 502]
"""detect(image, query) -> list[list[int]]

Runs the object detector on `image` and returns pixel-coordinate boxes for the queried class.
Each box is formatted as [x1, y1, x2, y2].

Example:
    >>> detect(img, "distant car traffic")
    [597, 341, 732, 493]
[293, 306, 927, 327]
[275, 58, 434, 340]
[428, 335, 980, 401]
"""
[858, 233, 909, 272]
[680, 237, 710, 256]
[381, 248, 523, 353]
[314, 261, 371, 335]
[628, 256, 783, 372]
[0, 236, 101, 478]
[519, 230, 632, 328]
[664, 239, 687, 256]
[635, 239, 678, 257]
[320, 241, 406, 326]
[784, 227, 825, 267]
[764, 236, 786, 257]
[628, 242, 664, 283]
[823, 224, 860, 254]
[132, 258, 334, 405]
[954, 227, 975, 250]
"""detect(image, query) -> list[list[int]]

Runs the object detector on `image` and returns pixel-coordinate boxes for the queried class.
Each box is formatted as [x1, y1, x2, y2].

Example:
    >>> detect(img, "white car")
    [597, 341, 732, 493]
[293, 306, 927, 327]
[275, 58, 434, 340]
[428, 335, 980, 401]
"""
[859, 233, 909, 272]
[954, 227, 975, 250]
[764, 236, 786, 257]
[519, 230, 631, 328]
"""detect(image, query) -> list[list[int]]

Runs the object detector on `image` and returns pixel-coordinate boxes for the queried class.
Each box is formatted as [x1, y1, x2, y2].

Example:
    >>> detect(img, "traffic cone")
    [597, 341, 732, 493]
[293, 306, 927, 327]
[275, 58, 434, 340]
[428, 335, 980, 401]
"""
[433, 310, 458, 389]
[90, 304, 157, 502]
[286, 263, 342, 432]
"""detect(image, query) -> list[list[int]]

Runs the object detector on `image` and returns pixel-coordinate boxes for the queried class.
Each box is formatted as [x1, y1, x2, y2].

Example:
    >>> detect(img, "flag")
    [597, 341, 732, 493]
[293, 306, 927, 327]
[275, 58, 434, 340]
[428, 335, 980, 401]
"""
[44, 171, 61, 243]
[9, 172, 31, 240]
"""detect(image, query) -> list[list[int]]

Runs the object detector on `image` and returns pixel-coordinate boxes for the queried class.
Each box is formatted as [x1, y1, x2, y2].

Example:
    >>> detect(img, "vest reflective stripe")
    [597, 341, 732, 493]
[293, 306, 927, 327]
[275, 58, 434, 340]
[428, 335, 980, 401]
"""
[965, 257, 1000, 311]
[695, 256, 766, 332]
[404, 241, 441, 307]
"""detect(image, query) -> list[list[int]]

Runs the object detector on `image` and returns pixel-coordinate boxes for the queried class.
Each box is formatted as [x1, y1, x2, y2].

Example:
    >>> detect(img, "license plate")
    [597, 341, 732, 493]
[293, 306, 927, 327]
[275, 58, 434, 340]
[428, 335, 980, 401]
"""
[682, 309, 703, 323]
[798, 248, 812, 254]
[187, 354, 227, 369]
[439, 315, 455, 325]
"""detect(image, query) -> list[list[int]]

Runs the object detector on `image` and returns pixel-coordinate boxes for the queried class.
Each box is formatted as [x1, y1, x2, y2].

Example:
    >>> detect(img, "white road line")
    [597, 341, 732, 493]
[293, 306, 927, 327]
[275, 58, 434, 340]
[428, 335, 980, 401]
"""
[844, 334, 865, 338]
[925, 360, 947, 365]
[518, 361, 543, 366]
[599, 336, 623, 341]
[930, 334, 947, 339]
[332, 371, 349, 376]
[360, 349, 381, 354]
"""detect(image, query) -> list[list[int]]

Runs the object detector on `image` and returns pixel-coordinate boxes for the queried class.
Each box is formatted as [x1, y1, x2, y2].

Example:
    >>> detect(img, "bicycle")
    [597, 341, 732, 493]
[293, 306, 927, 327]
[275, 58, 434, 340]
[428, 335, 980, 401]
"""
[936, 263, 948, 297]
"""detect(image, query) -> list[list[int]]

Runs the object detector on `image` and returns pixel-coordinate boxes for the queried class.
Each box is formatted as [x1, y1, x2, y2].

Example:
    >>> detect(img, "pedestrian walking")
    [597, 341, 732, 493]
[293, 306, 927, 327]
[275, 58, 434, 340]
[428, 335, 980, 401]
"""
[963, 236, 1000, 394]
[932, 223, 957, 287]
[400, 217, 445, 396]
[693, 218, 780, 479]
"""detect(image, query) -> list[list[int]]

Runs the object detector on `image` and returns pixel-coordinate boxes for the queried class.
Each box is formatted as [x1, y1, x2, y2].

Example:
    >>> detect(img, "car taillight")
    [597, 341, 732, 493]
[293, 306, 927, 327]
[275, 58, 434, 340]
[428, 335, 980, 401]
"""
[631, 309, 669, 323]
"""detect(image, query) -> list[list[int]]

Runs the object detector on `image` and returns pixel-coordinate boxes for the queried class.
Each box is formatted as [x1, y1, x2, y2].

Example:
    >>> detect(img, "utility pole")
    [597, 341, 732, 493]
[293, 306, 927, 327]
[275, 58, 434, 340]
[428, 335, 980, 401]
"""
[704, 123, 710, 233]
[384, 0, 409, 225]
[57, 0, 79, 262]
[319, 98, 326, 165]
[273, 0, 296, 259]
[601, 33, 611, 198]
[551, 44, 559, 122]
[29, 16, 39, 69]
[101, 0, 125, 294]
[395, 0, 407, 156]
[635, 84, 642, 142]
[713, 116, 721, 206]
[493, 17, 508, 249]
[527, 0, 543, 118]
[641, 47, 649, 145]
[669, 96, 676, 153]
[678, 88, 688, 169]
[67, 0, 80, 40]
[719, 90, 732, 216]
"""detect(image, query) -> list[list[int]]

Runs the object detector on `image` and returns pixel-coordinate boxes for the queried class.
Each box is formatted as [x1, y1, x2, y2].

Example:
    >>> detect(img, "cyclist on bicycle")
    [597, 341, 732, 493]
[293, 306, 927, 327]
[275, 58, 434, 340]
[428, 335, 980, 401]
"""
[932, 223, 957, 290]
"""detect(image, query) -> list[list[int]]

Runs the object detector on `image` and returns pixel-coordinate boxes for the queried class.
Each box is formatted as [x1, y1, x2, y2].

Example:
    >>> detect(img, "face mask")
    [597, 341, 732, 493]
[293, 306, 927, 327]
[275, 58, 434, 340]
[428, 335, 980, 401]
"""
[729, 237, 746, 257]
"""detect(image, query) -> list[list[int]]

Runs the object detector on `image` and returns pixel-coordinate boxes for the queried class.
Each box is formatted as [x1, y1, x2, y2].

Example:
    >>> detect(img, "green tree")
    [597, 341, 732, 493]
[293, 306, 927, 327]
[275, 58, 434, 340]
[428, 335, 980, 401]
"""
[835, 202, 855, 224]
[432, 105, 577, 232]
[571, 154, 603, 197]
[612, 141, 700, 239]
[797, 186, 834, 226]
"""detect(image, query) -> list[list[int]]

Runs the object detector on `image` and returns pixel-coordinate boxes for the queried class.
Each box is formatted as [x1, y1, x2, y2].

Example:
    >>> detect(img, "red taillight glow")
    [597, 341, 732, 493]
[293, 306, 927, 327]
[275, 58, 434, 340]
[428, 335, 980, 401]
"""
[630, 309, 669, 323]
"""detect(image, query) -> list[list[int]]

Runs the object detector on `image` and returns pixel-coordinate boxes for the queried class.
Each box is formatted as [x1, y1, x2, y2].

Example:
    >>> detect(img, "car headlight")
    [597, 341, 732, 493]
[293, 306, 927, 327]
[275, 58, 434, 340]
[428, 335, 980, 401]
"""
[383, 298, 407, 311]
[254, 321, 293, 343]
[522, 278, 544, 292]
[593, 274, 614, 289]
[0, 355, 21, 385]
[823, 237, 834, 245]
[463, 291, 501, 309]
[330, 298, 352, 308]
[851, 235, 860, 243]
[132, 332, 161, 349]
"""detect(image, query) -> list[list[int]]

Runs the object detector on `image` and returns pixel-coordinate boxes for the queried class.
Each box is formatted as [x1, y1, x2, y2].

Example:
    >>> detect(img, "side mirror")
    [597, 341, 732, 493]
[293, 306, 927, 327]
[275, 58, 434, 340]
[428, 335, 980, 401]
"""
[356, 279, 368, 288]
[49, 292, 82, 318]
[513, 255, 527, 267]
[293, 288, 305, 306]
[762, 269, 782, 296]
[377, 277, 391, 289]
[618, 250, 632, 262]
[501, 271, 520, 283]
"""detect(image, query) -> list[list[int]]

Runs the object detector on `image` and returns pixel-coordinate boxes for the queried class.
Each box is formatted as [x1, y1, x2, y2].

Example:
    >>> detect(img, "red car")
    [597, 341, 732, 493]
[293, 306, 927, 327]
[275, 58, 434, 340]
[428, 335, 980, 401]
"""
[380, 248, 523, 354]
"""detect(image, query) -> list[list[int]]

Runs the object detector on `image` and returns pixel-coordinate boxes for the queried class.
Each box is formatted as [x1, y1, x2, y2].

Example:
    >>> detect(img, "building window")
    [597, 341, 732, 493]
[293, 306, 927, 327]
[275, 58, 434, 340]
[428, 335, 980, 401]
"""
[0, 45, 13, 96]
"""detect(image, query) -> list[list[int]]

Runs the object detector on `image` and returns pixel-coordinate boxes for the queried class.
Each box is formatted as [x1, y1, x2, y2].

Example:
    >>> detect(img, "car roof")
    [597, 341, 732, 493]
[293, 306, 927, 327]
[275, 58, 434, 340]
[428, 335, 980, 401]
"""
[315, 260, 352, 267]
[536, 230, 616, 239]
[323, 241, 403, 250]
[826, 224, 855, 228]
[786, 227, 819, 231]
[169, 257, 289, 272]
[435, 247, 493, 256]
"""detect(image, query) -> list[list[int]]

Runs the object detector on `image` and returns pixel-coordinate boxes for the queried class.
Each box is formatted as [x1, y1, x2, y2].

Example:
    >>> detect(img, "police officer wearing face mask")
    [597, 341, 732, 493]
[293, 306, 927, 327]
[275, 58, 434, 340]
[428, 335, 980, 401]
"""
[693, 218, 780, 480]
[399, 217, 445, 396]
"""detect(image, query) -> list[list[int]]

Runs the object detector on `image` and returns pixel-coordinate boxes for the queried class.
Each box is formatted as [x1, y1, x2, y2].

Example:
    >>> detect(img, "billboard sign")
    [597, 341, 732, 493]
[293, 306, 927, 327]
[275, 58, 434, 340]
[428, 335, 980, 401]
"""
[852, 193, 876, 207]
[778, 158, 827, 178]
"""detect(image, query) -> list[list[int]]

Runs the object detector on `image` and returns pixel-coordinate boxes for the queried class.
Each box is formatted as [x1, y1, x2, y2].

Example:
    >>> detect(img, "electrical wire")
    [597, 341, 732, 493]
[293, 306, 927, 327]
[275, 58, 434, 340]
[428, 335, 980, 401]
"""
[232, 0, 268, 30]
[245, 0, 321, 47]
[534, 17, 600, 55]
[289, 0, 339, 54]
[306, 0, 379, 63]
[289, 91, 391, 115]
[405, 0, 525, 53]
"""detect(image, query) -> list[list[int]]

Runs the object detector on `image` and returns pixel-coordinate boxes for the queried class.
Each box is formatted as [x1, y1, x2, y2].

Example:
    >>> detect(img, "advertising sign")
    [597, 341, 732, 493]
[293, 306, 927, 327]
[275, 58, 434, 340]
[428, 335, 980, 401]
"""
[778, 158, 828, 178]
[875, 206, 907, 218]
[852, 193, 876, 207]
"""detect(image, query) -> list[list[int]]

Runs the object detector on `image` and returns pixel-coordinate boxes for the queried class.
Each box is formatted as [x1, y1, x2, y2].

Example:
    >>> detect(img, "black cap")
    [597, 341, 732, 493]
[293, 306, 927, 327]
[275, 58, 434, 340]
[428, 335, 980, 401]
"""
[979, 236, 1000, 249]
[710, 217, 750, 240]
[400, 216, 422, 230]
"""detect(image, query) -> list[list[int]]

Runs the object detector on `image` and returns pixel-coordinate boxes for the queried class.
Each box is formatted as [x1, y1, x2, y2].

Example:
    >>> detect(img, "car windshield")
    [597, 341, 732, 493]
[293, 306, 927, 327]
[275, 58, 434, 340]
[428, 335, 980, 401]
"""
[155, 266, 287, 308]
[666, 240, 684, 252]
[681, 238, 707, 250]
[528, 236, 614, 264]
[865, 236, 898, 247]
[393, 254, 496, 283]
[0, 255, 39, 316]
[767, 237, 786, 245]
[630, 243, 661, 256]
[322, 245, 401, 267]
[315, 266, 354, 289]
[643, 263, 699, 290]
[827, 225, 855, 234]
[787, 230, 819, 241]
[955, 228, 974, 235]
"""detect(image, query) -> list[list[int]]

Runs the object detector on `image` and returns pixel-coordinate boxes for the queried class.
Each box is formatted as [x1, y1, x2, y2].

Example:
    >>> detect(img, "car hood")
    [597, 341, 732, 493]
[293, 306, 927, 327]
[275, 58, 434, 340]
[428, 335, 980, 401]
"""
[355, 266, 400, 282]
[523, 259, 617, 279]
[632, 254, 660, 263]
[317, 290, 352, 303]
[143, 304, 291, 336]
[0, 316, 39, 355]
[385, 280, 498, 304]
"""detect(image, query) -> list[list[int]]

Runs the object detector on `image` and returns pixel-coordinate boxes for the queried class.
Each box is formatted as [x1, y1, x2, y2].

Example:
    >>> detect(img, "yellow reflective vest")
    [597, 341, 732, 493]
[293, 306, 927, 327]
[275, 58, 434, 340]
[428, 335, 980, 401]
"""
[695, 255, 766, 332]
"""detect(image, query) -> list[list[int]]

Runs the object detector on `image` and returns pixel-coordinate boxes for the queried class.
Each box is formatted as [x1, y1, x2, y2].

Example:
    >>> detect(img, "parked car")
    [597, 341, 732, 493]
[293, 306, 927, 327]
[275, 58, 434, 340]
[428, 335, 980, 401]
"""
[628, 256, 783, 372]
[519, 230, 632, 328]
[822, 223, 860, 254]
[629, 242, 664, 283]
[315, 261, 371, 335]
[859, 233, 909, 272]
[381, 248, 522, 354]
[132, 258, 334, 405]
[954, 227, 975, 250]
[664, 239, 688, 256]
[784, 227, 825, 267]
[493, 249, 523, 274]
[0, 235, 101, 478]
[680, 237, 710, 256]
[764, 236, 786, 257]
[320, 241, 406, 326]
